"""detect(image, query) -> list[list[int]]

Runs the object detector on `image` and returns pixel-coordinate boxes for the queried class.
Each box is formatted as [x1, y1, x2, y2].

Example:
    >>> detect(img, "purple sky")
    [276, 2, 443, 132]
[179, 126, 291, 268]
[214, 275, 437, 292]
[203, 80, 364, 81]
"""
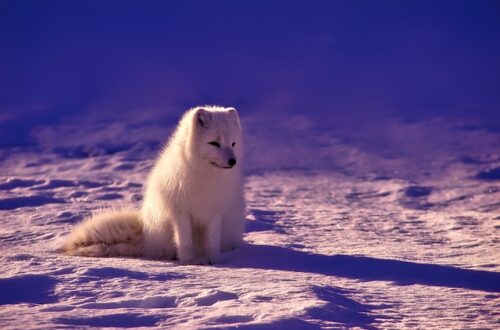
[1, 1, 499, 145]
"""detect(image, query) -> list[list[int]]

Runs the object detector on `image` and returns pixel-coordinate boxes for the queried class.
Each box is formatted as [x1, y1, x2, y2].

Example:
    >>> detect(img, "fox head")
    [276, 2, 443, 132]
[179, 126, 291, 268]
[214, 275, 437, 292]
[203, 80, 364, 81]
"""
[190, 106, 243, 170]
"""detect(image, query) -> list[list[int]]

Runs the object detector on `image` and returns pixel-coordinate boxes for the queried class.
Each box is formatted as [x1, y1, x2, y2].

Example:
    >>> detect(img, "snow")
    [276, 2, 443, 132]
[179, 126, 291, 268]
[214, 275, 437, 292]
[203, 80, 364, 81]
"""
[0, 113, 499, 329]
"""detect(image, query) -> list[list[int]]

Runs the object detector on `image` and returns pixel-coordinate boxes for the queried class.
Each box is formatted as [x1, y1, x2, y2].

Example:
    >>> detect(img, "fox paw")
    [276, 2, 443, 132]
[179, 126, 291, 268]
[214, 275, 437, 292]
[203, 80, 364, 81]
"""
[222, 242, 240, 252]
[179, 254, 221, 266]
[177, 247, 196, 265]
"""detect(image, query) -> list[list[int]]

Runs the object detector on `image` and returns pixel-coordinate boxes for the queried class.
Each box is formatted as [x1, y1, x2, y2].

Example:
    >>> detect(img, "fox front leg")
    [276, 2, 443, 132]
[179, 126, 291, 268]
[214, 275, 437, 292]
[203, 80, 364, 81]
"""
[204, 215, 222, 264]
[173, 213, 195, 264]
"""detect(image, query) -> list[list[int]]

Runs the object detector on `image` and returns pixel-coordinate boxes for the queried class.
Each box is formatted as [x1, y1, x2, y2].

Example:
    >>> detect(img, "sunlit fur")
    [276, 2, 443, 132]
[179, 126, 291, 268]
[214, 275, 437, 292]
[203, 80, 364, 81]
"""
[62, 106, 245, 264]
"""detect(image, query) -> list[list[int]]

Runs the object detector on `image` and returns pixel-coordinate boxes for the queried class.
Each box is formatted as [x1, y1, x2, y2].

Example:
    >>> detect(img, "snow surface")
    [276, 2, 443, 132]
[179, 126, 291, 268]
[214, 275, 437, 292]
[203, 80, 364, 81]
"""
[1, 113, 499, 329]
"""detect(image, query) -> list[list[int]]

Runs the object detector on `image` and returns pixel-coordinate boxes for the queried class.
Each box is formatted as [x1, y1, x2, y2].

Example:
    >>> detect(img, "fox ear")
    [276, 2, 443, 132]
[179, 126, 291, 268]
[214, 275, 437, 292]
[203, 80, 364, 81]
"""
[227, 107, 238, 115]
[195, 108, 212, 128]
[227, 107, 241, 126]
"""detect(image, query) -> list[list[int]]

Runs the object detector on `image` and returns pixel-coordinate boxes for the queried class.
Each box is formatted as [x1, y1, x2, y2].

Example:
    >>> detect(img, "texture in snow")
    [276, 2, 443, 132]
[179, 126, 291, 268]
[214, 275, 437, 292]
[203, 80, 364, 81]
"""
[2, 1, 500, 328]
[0, 113, 499, 329]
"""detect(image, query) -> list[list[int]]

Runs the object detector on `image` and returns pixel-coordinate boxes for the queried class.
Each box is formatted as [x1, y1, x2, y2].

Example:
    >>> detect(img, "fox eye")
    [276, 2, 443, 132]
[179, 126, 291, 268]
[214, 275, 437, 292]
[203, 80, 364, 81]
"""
[232, 142, 236, 147]
[208, 141, 220, 147]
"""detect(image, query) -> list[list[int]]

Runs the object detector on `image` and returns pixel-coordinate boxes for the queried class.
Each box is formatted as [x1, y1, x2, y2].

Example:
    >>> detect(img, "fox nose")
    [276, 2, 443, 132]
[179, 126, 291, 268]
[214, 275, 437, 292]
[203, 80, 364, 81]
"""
[228, 158, 237, 167]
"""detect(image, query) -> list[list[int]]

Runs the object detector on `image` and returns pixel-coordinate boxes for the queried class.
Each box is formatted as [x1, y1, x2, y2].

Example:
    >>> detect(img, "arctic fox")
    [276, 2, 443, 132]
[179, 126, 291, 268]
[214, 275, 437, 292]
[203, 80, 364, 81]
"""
[62, 106, 245, 264]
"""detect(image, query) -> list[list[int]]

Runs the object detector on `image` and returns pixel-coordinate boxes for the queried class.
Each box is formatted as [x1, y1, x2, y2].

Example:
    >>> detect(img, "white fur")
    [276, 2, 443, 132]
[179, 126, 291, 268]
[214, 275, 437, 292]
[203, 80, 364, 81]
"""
[62, 106, 245, 264]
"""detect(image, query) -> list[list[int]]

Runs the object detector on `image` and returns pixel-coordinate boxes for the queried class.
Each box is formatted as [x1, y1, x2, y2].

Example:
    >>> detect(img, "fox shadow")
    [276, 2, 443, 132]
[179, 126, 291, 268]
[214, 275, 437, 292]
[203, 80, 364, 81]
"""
[224, 243, 500, 293]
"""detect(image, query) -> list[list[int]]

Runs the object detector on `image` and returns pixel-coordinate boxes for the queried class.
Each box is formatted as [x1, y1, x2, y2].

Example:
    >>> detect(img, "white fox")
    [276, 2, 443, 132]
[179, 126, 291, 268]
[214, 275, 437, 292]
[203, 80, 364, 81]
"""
[62, 106, 245, 264]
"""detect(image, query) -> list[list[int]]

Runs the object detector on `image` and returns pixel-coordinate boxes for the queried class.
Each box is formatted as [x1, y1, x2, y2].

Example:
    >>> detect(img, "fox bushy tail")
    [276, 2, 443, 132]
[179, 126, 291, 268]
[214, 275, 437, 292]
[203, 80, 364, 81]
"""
[62, 209, 144, 257]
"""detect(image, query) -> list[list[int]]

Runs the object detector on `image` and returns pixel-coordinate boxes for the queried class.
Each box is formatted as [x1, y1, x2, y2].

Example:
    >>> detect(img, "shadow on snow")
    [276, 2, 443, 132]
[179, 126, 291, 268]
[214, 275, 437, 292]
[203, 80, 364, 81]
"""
[225, 244, 500, 293]
[0, 274, 58, 305]
[55, 313, 162, 328]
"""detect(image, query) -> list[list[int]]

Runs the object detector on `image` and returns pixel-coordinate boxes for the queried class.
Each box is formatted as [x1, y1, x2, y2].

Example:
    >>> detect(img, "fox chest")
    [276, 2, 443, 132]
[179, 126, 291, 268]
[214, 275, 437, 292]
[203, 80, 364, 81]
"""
[184, 176, 240, 221]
